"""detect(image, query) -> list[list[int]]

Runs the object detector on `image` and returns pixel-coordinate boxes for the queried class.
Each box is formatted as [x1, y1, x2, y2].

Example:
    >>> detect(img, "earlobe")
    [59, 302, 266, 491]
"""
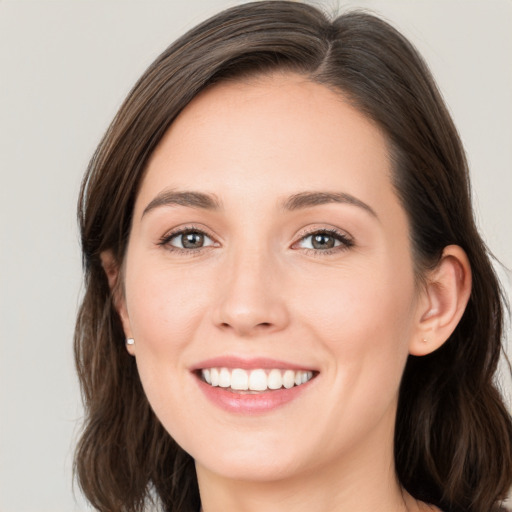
[100, 250, 135, 356]
[410, 245, 472, 356]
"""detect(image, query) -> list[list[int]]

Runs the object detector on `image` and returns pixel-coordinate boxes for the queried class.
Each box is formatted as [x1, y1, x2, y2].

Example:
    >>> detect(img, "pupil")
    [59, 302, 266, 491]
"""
[312, 234, 334, 249]
[182, 232, 204, 248]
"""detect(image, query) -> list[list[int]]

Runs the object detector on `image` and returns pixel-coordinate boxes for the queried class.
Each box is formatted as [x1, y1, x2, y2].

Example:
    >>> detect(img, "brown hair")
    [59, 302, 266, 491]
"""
[74, 2, 512, 511]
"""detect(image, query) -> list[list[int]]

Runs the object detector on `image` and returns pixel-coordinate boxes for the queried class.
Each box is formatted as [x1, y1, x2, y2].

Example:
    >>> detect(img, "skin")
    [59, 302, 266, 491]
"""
[107, 73, 471, 512]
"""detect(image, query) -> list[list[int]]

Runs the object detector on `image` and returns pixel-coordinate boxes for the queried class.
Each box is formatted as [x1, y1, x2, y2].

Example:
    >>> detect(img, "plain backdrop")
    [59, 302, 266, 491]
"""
[1, 1, 511, 511]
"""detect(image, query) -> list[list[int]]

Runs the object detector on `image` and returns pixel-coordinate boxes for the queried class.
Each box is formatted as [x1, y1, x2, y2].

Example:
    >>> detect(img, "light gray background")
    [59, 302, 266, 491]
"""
[1, 1, 511, 511]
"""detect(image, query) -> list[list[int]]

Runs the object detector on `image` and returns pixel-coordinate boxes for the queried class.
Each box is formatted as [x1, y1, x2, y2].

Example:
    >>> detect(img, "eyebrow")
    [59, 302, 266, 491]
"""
[142, 190, 222, 218]
[142, 189, 377, 219]
[281, 191, 377, 218]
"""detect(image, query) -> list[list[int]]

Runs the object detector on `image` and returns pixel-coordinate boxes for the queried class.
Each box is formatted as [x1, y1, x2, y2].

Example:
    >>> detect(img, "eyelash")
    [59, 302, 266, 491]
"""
[158, 225, 217, 256]
[294, 228, 354, 256]
[158, 226, 354, 256]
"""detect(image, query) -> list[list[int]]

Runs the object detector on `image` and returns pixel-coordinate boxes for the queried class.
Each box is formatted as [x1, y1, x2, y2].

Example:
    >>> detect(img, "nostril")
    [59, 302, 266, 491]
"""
[220, 321, 271, 327]
[218, 321, 272, 332]
[214, 301, 290, 335]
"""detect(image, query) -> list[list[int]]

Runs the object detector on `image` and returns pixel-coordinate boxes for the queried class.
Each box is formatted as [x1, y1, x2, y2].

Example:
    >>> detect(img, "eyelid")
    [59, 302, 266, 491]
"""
[291, 226, 354, 253]
[156, 223, 353, 255]
[158, 224, 220, 251]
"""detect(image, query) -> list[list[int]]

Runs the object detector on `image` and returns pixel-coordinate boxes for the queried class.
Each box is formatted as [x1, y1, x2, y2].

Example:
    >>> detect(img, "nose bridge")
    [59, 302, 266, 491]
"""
[213, 239, 288, 335]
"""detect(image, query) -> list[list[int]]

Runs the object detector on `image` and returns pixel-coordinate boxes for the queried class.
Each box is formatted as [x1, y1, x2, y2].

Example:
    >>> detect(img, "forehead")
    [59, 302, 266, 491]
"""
[138, 73, 395, 216]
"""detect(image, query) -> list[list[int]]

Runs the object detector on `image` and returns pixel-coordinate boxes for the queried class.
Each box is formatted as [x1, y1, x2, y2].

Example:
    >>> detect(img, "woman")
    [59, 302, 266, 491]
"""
[74, 2, 512, 511]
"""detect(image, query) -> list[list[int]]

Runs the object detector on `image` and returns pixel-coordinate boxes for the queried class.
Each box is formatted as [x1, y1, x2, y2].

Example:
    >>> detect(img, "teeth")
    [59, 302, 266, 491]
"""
[267, 369, 282, 390]
[219, 368, 231, 388]
[231, 368, 249, 390]
[283, 370, 295, 389]
[248, 369, 267, 391]
[200, 367, 314, 391]
[210, 368, 219, 386]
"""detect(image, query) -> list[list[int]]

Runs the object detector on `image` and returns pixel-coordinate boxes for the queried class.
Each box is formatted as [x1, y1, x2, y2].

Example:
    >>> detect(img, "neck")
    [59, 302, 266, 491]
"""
[197, 468, 415, 512]
[196, 411, 424, 512]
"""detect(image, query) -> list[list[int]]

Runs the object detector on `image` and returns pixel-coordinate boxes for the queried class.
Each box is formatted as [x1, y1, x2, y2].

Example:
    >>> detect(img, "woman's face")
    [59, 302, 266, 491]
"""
[120, 74, 426, 482]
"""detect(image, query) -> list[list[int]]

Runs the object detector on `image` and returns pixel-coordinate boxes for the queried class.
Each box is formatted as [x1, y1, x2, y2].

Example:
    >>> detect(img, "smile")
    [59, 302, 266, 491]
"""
[193, 357, 318, 413]
[201, 367, 315, 392]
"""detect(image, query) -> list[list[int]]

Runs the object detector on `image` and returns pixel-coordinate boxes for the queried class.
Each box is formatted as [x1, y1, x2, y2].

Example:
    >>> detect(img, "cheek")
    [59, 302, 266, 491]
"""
[302, 257, 414, 322]
[125, 259, 211, 349]
[297, 260, 416, 383]
[122, 258, 215, 412]
[294, 267, 416, 442]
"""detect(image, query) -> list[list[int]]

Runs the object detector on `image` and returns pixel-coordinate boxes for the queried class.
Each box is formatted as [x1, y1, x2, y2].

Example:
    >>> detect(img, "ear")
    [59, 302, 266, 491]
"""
[100, 250, 135, 356]
[409, 245, 472, 356]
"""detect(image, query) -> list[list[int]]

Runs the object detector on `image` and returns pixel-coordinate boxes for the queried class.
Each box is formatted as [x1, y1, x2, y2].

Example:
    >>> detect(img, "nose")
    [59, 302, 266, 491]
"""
[212, 248, 290, 337]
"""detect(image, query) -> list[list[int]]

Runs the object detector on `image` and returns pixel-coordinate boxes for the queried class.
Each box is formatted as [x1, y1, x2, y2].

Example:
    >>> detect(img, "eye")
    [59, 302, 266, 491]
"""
[162, 229, 216, 250]
[295, 229, 353, 252]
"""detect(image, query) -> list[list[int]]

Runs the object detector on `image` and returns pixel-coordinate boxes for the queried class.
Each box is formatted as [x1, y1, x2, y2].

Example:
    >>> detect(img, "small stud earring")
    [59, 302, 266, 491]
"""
[126, 338, 135, 345]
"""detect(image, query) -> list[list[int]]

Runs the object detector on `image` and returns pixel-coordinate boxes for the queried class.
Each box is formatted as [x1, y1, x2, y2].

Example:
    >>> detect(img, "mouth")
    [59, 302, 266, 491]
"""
[192, 357, 319, 413]
[197, 367, 316, 393]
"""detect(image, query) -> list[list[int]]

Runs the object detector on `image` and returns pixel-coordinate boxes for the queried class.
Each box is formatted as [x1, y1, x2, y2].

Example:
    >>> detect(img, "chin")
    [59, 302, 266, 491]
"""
[179, 425, 314, 482]
[197, 451, 308, 483]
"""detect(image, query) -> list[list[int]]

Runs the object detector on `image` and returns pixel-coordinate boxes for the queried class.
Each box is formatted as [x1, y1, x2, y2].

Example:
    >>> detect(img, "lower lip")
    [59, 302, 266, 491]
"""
[195, 377, 314, 415]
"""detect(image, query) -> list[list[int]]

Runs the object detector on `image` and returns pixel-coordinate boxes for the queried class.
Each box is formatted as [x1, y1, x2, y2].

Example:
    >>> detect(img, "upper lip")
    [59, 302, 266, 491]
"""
[190, 356, 317, 372]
